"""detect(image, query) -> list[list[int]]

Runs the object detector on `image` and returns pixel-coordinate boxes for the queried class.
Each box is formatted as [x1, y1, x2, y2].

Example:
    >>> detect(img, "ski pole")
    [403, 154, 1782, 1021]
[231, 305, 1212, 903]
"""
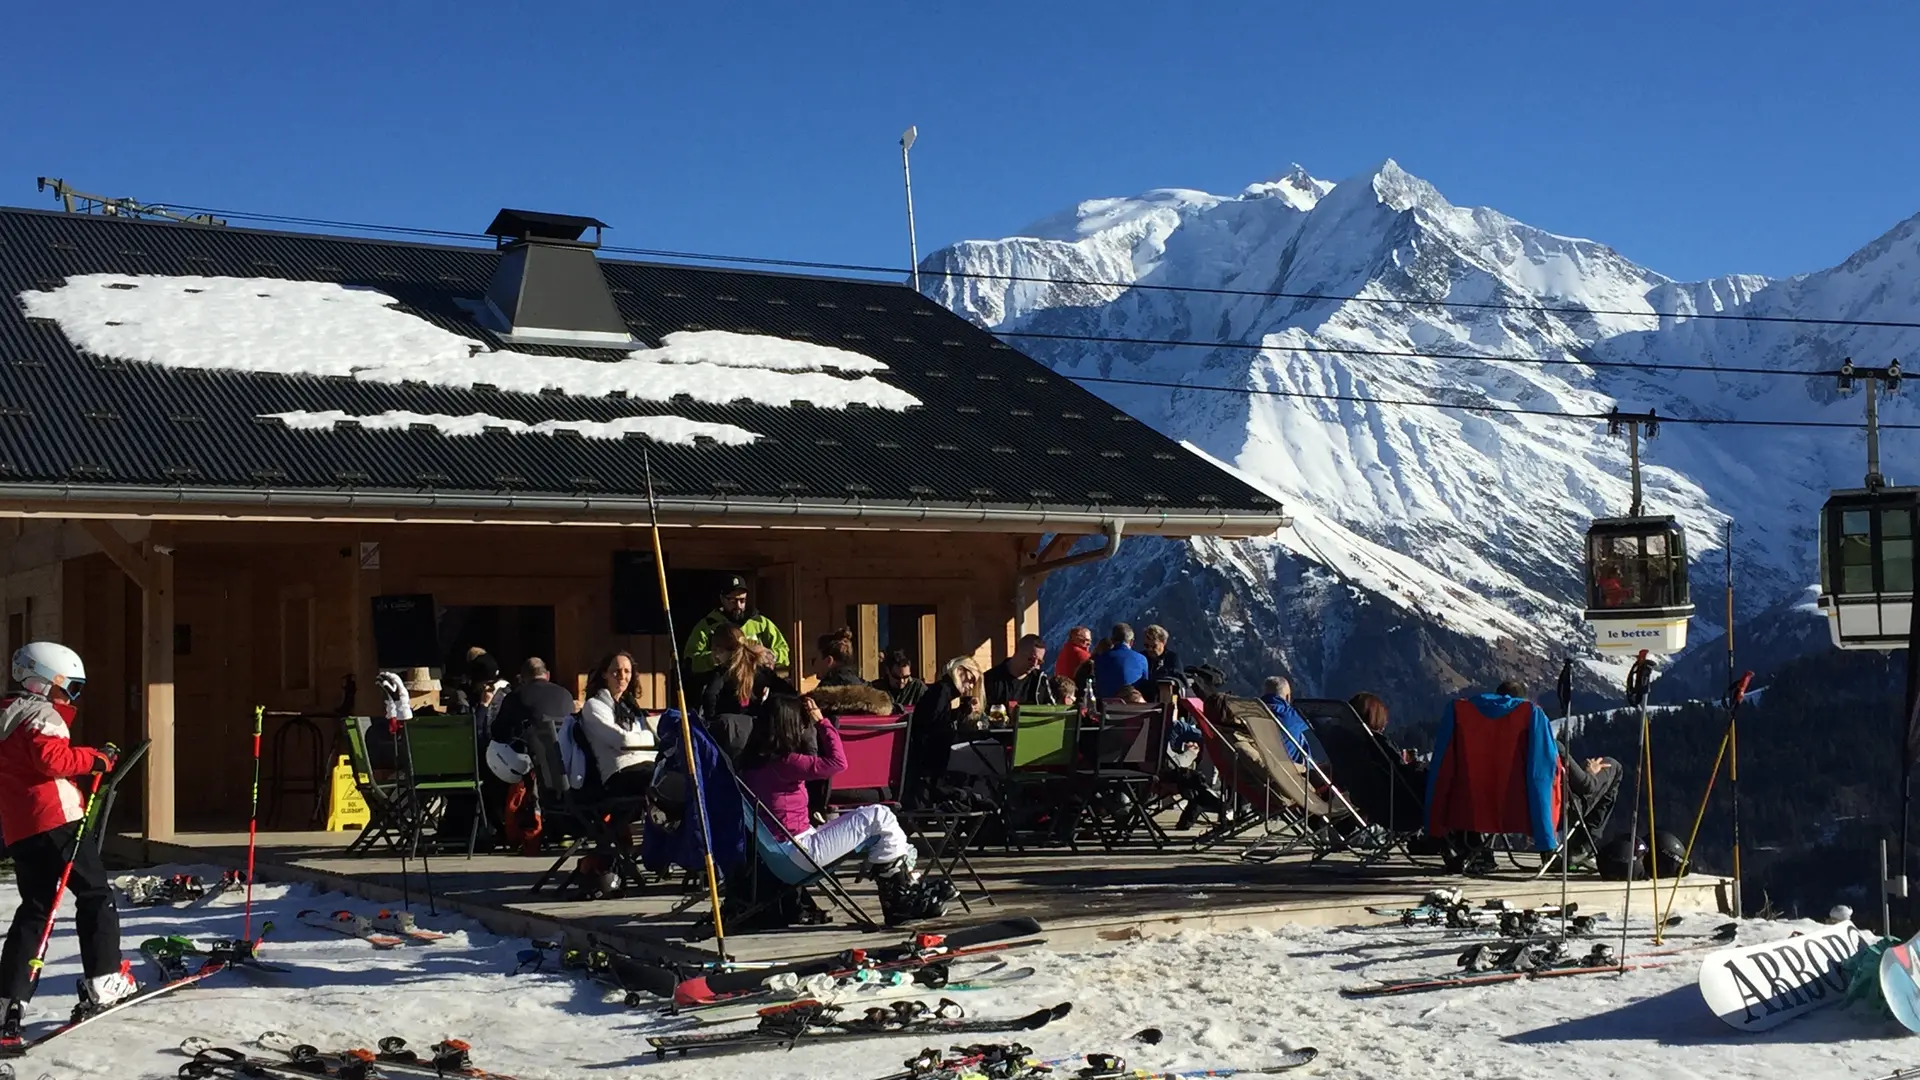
[1619, 650, 1653, 967]
[244, 705, 262, 944]
[643, 447, 728, 962]
[1658, 672, 1750, 928]
[24, 765, 108, 990]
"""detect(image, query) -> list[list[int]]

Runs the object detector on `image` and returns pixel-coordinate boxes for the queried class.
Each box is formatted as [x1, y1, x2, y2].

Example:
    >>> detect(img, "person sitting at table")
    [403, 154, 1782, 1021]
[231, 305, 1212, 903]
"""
[902, 656, 987, 809]
[986, 634, 1056, 707]
[739, 694, 954, 926]
[870, 647, 927, 713]
[1052, 676, 1078, 708]
[579, 651, 657, 797]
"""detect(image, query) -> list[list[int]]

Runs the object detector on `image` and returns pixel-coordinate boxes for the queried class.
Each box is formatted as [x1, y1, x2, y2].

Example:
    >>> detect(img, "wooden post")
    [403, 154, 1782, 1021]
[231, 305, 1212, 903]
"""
[917, 612, 938, 678]
[857, 603, 881, 681]
[143, 537, 175, 843]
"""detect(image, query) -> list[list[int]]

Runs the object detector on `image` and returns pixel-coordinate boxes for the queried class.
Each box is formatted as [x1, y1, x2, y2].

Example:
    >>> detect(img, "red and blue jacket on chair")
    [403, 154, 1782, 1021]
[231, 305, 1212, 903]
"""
[1423, 692, 1562, 851]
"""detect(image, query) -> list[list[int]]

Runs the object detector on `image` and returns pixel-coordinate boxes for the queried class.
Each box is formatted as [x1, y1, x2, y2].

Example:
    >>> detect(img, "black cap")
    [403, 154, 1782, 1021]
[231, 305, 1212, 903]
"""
[722, 575, 749, 596]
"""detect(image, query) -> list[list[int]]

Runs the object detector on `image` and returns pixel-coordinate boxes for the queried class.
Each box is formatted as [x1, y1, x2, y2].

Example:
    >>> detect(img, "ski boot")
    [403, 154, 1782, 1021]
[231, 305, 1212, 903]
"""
[875, 857, 952, 928]
[0, 998, 21, 1051]
[74, 960, 138, 1020]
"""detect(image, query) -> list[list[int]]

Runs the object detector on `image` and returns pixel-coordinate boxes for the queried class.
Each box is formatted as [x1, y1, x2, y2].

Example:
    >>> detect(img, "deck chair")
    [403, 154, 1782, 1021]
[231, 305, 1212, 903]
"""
[735, 776, 882, 931]
[1294, 698, 1437, 865]
[402, 713, 487, 857]
[828, 715, 909, 807]
[524, 719, 647, 895]
[1001, 703, 1080, 851]
[1194, 694, 1340, 859]
[1427, 696, 1565, 871]
[341, 716, 413, 856]
[1072, 701, 1169, 850]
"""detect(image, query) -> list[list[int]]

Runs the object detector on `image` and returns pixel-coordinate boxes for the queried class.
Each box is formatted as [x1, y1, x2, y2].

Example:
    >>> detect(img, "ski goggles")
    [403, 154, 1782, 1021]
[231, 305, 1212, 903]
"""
[54, 676, 84, 702]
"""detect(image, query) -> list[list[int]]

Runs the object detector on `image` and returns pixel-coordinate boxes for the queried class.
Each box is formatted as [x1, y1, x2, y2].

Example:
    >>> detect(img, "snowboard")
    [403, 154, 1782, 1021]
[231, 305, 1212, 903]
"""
[1881, 933, 1920, 1033]
[1698, 920, 1873, 1032]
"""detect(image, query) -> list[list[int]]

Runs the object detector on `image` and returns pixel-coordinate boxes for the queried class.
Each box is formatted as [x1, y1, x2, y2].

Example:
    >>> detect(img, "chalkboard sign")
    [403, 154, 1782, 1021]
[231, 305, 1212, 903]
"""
[370, 593, 438, 668]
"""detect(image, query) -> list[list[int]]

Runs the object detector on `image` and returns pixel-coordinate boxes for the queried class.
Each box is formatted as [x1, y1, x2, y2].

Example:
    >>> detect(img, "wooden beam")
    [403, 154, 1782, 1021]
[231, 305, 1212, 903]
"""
[1029, 532, 1075, 568]
[80, 521, 153, 592]
[142, 536, 175, 843]
[856, 603, 880, 681]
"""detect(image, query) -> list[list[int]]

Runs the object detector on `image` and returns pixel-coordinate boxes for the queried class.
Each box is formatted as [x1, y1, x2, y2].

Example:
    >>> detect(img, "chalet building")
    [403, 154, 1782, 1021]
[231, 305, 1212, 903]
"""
[0, 204, 1285, 840]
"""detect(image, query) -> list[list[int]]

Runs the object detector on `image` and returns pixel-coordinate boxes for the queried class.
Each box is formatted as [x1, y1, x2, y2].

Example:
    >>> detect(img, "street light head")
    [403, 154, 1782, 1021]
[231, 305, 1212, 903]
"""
[901, 126, 918, 151]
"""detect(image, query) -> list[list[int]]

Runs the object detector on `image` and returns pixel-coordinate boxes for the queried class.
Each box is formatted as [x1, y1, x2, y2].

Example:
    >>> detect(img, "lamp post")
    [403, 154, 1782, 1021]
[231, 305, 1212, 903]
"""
[900, 125, 920, 292]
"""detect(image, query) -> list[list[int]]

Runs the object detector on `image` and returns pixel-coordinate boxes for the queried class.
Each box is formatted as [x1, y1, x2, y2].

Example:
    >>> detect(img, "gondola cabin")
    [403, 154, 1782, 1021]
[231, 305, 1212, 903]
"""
[1817, 487, 1919, 650]
[1583, 515, 1694, 655]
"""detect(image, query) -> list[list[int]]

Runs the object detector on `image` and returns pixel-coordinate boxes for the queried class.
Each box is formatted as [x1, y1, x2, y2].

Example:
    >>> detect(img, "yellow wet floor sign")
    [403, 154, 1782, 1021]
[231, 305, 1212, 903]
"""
[326, 755, 370, 831]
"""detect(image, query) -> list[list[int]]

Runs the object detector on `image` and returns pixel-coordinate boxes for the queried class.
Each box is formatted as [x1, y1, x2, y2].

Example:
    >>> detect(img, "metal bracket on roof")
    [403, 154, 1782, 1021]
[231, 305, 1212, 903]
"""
[37, 177, 225, 226]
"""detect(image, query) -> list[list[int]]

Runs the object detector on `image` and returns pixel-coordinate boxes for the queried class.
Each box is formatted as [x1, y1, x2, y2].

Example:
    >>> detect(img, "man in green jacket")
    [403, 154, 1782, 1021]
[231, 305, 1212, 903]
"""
[685, 575, 791, 677]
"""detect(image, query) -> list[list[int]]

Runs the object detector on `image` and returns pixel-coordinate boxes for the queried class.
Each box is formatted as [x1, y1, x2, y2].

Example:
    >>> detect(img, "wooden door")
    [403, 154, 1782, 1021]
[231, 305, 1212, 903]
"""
[173, 561, 252, 828]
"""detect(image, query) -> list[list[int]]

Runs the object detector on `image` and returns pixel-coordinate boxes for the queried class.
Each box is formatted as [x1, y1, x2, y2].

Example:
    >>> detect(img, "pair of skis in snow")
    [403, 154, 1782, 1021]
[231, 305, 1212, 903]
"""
[182, 1033, 518, 1080]
[296, 909, 448, 950]
[648, 1001, 1075, 1059]
[869, 1045, 1320, 1080]
[115, 869, 247, 909]
[663, 917, 1048, 1007]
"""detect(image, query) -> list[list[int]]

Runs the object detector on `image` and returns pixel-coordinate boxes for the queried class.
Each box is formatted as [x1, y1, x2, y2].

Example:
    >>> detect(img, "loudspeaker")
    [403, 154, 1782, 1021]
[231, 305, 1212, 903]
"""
[370, 593, 438, 669]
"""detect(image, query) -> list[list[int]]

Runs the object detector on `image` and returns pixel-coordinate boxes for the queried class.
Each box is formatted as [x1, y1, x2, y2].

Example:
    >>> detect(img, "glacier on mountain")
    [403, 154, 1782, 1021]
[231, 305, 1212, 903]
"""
[924, 159, 1920, 710]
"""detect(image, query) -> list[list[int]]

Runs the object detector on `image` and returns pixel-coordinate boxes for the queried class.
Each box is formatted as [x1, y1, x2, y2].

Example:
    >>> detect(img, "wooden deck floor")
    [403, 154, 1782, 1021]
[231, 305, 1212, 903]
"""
[113, 826, 1735, 965]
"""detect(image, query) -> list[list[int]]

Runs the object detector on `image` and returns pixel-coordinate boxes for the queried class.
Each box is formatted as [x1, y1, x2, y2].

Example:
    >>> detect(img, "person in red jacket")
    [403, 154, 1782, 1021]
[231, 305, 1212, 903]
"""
[0, 642, 132, 1043]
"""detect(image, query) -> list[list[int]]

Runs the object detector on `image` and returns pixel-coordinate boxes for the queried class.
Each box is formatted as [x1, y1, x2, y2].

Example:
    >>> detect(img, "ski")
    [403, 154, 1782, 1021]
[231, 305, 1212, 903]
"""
[873, 1042, 1046, 1080]
[674, 933, 1048, 1007]
[0, 955, 227, 1057]
[369, 910, 448, 943]
[665, 917, 1045, 1003]
[1053, 1046, 1320, 1078]
[298, 909, 407, 949]
[143, 933, 291, 981]
[114, 872, 206, 908]
[178, 1043, 349, 1079]
[648, 1001, 1073, 1059]
[693, 964, 1038, 1025]
[1342, 952, 1686, 997]
[256, 1033, 522, 1080]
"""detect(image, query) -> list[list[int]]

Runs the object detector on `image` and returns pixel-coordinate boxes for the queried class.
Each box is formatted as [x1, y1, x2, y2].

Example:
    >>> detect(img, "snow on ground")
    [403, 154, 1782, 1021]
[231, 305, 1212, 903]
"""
[17, 865, 1920, 1079]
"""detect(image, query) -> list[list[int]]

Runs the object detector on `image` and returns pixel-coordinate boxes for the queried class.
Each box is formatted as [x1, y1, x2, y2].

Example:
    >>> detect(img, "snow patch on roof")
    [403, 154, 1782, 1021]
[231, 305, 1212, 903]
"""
[21, 274, 919, 411]
[266, 409, 761, 445]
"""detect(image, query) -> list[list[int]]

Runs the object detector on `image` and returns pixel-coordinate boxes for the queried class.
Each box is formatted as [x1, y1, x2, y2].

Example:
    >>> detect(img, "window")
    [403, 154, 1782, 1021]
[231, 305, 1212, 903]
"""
[280, 592, 314, 692]
[1841, 509, 1876, 594]
[1885, 506, 1915, 594]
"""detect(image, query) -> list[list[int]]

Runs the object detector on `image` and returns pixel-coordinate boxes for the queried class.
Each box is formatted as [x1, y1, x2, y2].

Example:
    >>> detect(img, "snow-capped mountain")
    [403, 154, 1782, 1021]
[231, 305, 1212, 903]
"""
[924, 160, 1920, 714]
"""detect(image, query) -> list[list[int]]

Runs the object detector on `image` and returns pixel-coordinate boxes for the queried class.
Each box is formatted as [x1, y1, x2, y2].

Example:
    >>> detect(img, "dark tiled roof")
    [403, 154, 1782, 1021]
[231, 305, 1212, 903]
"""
[0, 207, 1281, 523]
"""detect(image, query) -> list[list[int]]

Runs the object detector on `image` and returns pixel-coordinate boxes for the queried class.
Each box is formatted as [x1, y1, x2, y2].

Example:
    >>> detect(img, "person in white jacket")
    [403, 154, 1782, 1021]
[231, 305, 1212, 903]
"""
[578, 651, 657, 797]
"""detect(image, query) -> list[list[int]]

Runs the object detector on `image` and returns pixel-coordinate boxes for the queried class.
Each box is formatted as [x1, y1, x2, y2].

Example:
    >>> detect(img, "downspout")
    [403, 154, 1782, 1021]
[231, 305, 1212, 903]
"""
[1013, 520, 1126, 640]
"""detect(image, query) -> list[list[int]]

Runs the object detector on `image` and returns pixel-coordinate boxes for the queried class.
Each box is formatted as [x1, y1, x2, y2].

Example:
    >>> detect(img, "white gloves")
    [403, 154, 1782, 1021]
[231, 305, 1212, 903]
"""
[377, 671, 413, 724]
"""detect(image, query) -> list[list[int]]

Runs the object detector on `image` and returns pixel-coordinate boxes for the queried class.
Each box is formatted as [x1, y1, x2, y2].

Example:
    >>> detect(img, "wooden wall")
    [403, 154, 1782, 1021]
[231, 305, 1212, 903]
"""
[4, 519, 1039, 831]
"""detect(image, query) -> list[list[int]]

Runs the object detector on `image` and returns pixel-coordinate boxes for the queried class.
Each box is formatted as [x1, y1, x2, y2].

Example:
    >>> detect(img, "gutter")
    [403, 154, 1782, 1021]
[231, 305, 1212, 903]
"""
[0, 482, 1288, 538]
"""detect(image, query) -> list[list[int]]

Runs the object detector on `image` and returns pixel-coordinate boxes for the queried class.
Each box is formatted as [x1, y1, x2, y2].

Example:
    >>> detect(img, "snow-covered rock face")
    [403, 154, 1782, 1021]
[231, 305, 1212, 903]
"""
[927, 159, 1920, 706]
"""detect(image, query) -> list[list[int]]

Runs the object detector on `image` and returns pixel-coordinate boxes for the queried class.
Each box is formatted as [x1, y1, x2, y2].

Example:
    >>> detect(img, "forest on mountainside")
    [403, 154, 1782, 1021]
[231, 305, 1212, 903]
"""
[1566, 648, 1910, 929]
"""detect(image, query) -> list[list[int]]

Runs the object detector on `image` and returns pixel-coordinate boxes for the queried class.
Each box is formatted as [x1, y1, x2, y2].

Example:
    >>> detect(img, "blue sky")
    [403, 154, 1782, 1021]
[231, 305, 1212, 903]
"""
[3, 1, 1915, 282]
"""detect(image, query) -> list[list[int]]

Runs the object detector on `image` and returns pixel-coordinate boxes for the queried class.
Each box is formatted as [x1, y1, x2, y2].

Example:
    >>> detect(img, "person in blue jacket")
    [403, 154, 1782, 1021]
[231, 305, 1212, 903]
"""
[1424, 678, 1562, 875]
[1092, 623, 1149, 699]
[1260, 675, 1312, 765]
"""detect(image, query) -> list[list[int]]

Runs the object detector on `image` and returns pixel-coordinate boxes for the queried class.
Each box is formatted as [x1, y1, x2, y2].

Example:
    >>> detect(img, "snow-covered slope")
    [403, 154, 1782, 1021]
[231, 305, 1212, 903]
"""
[927, 160, 1920, 708]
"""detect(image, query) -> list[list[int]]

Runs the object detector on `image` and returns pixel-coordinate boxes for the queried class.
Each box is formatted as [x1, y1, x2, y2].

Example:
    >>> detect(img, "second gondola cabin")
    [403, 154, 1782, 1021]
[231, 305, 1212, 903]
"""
[1817, 486, 1918, 650]
[1584, 515, 1694, 655]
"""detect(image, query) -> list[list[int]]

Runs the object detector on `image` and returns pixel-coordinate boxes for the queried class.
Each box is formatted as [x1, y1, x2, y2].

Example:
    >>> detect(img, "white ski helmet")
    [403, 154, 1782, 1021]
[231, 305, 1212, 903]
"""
[486, 739, 533, 784]
[11, 642, 86, 701]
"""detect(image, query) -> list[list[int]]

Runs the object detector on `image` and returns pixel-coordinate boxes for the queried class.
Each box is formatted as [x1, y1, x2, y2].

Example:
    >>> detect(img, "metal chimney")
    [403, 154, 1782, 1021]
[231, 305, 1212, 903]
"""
[479, 209, 639, 349]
